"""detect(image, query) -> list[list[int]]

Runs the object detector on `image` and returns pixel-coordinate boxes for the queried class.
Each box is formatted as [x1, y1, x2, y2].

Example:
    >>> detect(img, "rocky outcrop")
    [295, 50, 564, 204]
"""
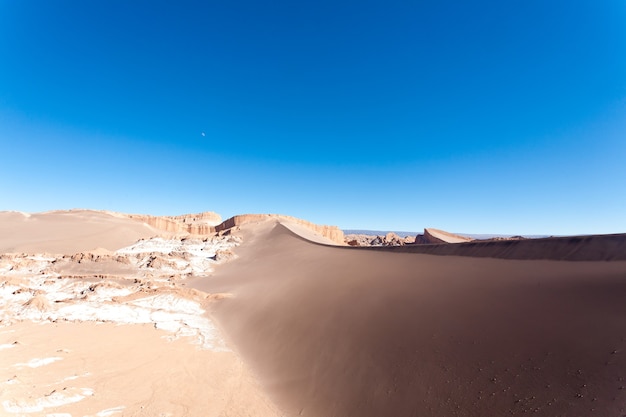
[127, 215, 183, 233]
[345, 235, 373, 247]
[214, 214, 345, 245]
[345, 232, 416, 247]
[346, 229, 475, 246]
[412, 234, 433, 245]
[127, 211, 221, 235]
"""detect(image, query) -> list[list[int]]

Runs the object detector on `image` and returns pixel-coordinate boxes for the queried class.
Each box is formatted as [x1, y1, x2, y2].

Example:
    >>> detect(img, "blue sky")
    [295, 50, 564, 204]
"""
[1, 0, 625, 234]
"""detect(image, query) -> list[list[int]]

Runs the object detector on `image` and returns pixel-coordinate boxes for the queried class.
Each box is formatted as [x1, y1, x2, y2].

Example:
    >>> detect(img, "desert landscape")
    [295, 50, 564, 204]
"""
[3, 1, 624, 416]
[1, 209, 626, 417]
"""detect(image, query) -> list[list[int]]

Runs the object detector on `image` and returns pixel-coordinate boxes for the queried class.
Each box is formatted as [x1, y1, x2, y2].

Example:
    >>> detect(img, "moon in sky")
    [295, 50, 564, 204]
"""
[201, 132, 205, 137]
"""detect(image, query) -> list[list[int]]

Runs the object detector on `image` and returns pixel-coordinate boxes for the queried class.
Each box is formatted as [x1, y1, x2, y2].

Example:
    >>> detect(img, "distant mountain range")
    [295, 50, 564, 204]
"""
[343, 230, 550, 239]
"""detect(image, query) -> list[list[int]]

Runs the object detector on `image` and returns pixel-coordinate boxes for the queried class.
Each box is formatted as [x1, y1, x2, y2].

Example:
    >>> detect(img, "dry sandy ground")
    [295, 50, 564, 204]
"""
[0, 210, 282, 417]
[1, 321, 276, 417]
[0, 211, 158, 254]
[193, 221, 626, 417]
[3, 210, 626, 417]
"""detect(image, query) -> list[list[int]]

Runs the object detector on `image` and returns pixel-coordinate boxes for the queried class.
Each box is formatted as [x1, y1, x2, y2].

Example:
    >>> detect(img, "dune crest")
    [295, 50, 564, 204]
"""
[423, 227, 475, 243]
[0, 209, 343, 252]
[0, 210, 158, 254]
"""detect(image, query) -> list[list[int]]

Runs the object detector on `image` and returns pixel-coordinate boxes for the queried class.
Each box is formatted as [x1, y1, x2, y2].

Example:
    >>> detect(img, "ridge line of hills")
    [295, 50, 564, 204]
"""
[2, 209, 626, 261]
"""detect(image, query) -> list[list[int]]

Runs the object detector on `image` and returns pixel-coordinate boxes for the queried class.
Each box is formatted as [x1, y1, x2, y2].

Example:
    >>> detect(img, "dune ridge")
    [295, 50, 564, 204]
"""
[423, 227, 475, 244]
[0, 209, 344, 252]
[128, 212, 345, 244]
[285, 223, 626, 262]
[360, 232, 626, 261]
[194, 221, 626, 417]
[0, 210, 158, 254]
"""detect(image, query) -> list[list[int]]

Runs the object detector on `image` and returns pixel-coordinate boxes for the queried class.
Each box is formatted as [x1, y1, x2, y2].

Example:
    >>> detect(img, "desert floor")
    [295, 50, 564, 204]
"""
[2, 210, 626, 417]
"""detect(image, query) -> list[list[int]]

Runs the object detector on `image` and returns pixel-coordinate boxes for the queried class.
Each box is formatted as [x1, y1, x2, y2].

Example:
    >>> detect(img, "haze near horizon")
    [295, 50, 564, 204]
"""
[1, 1, 625, 235]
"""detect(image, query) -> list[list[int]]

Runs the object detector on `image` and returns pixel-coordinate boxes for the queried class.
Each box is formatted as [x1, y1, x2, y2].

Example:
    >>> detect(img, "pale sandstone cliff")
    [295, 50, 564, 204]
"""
[170, 211, 223, 226]
[127, 212, 344, 245]
[127, 211, 221, 235]
[214, 214, 345, 245]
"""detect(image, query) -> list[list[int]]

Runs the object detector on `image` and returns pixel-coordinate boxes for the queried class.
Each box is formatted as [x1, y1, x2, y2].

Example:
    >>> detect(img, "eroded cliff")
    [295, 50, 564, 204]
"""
[214, 214, 345, 245]
[127, 211, 222, 235]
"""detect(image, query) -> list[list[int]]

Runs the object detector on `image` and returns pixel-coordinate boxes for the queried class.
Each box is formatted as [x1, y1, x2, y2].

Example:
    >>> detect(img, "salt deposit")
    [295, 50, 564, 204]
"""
[2, 387, 93, 413]
[95, 406, 126, 416]
[14, 357, 63, 368]
[116, 235, 241, 276]
[0, 235, 241, 350]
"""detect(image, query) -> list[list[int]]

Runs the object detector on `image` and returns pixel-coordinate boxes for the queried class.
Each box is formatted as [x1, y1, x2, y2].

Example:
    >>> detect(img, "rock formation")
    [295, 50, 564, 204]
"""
[127, 211, 221, 235]
[214, 214, 345, 245]
[345, 232, 416, 246]
[128, 212, 345, 245]
[345, 228, 475, 246]
[171, 212, 223, 227]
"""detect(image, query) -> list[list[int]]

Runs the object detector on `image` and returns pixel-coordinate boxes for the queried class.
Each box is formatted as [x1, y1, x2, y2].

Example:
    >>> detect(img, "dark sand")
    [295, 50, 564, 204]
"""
[193, 221, 626, 417]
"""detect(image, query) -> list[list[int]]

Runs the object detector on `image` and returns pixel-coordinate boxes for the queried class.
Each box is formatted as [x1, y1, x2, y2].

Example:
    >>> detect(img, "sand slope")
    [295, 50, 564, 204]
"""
[424, 227, 474, 244]
[4, 210, 626, 417]
[194, 221, 626, 417]
[0, 210, 158, 253]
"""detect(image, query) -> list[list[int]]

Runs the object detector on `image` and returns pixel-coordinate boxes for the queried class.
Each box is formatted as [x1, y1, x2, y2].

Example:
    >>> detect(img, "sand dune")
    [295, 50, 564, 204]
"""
[0, 210, 158, 254]
[382, 232, 626, 261]
[214, 214, 345, 245]
[3, 210, 626, 417]
[423, 227, 475, 244]
[193, 220, 626, 417]
[0, 210, 345, 254]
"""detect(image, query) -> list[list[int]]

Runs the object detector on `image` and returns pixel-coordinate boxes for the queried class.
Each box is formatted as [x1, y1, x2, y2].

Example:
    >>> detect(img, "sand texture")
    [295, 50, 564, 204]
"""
[0, 211, 282, 417]
[194, 221, 626, 417]
[3, 210, 626, 417]
[423, 227, 475, 244]
[1, 322, 278, 417]
[0, 210, 161, 254]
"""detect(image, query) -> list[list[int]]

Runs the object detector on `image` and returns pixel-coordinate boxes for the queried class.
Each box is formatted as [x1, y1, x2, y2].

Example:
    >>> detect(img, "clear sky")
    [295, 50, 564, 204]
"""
[1, 1, 625, 234]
